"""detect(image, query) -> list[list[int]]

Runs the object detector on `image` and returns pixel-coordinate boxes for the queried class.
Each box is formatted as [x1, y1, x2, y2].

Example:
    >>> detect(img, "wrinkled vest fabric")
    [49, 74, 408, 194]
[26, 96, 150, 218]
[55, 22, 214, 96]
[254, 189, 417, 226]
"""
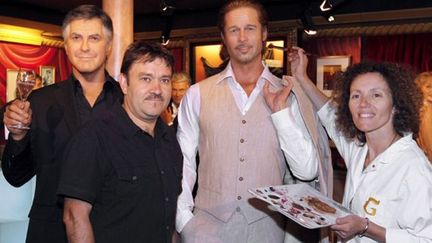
[195, 77, 286, 223]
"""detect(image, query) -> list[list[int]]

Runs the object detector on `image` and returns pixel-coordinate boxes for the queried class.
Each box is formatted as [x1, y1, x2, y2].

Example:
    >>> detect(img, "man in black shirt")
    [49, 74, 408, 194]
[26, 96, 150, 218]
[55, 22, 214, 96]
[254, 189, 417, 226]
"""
[58, 41, 183, 243]
[1, 5, 122, 243]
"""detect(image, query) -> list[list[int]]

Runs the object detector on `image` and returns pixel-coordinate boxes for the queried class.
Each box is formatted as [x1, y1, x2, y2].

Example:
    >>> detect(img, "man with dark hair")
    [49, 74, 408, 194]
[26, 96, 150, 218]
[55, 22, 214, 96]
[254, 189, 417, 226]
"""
[176, 0, 332, 242]
[58, 41, 182, 243]
[2, 5, 122, 242]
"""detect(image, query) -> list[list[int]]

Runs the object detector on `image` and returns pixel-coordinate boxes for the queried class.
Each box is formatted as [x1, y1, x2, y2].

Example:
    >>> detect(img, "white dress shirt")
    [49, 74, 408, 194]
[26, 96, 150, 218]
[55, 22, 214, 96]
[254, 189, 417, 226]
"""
[175, 62, 319, 232]
[318, 101, 432, 243]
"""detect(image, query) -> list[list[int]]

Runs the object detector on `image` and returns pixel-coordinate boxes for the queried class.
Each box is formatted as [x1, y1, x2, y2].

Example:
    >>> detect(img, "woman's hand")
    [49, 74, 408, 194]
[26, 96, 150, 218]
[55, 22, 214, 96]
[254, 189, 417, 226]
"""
[330, 215, 368, 241]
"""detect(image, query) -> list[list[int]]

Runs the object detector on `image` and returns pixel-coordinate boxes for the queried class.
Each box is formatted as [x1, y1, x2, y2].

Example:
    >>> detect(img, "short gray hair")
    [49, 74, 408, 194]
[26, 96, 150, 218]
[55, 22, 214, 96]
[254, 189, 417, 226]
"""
[62, 5, 113, 41]
[172, 72, 191, 85]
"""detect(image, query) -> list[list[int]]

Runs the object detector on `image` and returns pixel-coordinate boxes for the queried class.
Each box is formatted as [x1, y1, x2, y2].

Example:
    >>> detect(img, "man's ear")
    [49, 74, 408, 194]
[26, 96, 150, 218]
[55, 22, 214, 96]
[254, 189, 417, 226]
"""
[262, 27, 268, 42]
[118, 73, 128, 95]
[221, 32, 225, 44]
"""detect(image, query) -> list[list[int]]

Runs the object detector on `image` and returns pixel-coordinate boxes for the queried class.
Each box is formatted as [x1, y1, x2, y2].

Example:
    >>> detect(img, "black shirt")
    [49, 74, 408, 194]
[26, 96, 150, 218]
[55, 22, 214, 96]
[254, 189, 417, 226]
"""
[1, 73, 123, 243]
[57, 102, 183, 243]
[73, 75, 120, 125]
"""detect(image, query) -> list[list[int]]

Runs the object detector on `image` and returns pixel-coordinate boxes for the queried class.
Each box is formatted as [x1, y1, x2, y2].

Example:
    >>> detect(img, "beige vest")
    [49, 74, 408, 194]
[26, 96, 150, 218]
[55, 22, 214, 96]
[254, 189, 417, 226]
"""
[195, 76, 286, 223]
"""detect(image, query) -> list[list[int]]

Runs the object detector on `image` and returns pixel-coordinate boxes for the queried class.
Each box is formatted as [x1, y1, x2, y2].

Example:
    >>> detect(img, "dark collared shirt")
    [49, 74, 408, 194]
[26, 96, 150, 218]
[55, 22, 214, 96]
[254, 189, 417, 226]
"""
[1, 73, 123, 243]
[58, 102, 183, 243]
[72, 73, 121, 125]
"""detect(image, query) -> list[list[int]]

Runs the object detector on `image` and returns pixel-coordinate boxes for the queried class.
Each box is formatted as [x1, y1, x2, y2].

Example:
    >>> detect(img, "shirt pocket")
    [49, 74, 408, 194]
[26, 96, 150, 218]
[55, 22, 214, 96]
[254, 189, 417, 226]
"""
[114, 166, 149, 199]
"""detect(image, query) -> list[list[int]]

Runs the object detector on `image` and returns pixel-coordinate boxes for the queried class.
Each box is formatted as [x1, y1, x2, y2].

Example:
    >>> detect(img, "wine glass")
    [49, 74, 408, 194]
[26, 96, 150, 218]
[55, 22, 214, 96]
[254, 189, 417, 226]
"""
[10, 68, 36, 130]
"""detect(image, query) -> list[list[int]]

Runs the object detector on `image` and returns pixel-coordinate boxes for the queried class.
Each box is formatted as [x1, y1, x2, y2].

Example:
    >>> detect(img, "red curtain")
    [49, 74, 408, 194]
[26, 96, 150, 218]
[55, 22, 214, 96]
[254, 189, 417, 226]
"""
[303, 36, 362, 83]
[363, 33, 432, 72]
[170, 47, 183, 72]
[0, 41, 72, 104]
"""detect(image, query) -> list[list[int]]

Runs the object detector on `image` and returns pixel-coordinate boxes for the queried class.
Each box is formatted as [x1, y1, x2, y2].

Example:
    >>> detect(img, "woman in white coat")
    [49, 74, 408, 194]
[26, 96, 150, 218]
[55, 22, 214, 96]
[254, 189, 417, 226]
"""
[287, 48, 432, 242]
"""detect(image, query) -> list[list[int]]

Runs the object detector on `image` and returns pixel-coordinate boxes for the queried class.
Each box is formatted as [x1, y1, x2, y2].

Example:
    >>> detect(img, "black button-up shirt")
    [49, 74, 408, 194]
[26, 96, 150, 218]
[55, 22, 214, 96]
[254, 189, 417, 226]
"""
[58, 102, 183, 243]
[72, 74, 121, 125]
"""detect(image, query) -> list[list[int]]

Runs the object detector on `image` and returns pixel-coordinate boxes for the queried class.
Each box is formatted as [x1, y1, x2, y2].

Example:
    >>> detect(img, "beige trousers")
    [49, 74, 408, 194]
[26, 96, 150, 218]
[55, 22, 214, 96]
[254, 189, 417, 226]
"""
[181, 208, 285, 243]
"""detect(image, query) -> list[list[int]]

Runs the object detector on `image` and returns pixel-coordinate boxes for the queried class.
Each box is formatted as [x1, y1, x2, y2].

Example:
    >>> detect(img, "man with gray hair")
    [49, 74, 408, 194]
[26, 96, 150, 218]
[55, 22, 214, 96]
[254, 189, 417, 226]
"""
[1, 5, 122, 242]
[161, 72, 191, 128]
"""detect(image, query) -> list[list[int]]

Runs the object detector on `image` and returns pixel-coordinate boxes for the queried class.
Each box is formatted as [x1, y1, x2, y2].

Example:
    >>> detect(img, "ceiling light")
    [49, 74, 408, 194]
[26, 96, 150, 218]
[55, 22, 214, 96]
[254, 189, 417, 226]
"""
[304, 29, 317, 35]
[322, 12, 335, 22]
[301, 9, 317, 36]
[327, 15, 335, 22]
[161, 36, 170, 46]
[160, 16, 172, 46]
[160, 0, 175, 16]
[320, 0, 346, 12]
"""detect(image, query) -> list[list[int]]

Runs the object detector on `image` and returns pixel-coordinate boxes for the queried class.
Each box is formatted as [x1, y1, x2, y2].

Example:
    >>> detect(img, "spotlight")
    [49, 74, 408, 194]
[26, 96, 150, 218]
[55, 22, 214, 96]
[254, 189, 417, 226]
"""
[301, 9, 317, 36]
[160, 16, 172, 46]
[320, 0, 346, 12]
[322, 12, 335, 22]
[304, 29, 317, 36]
[161, 35, 170, 46]
[160, 0, 175, 16]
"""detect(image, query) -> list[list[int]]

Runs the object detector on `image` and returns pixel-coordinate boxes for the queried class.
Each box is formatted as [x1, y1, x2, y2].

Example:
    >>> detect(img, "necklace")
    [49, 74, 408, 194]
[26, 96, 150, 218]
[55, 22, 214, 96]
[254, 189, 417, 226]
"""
[364, 133, 399, 169]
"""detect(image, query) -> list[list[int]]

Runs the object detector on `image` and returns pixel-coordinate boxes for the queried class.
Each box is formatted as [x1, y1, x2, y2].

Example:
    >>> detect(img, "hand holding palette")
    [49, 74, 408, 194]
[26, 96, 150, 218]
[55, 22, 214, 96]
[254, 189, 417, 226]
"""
[249, 184, 351, 229]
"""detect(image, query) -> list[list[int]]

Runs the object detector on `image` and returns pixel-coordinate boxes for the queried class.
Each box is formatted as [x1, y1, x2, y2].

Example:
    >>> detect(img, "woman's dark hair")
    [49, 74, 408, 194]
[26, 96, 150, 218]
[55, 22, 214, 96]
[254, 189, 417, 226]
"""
[120, 41, 174, 80]
[333, 62, 422, 145]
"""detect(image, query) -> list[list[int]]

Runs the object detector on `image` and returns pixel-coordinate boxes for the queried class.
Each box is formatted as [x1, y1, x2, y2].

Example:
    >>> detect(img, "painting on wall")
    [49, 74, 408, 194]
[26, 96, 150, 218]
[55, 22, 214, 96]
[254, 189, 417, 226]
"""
[190, 39, 287, 83]
[40, 66, 55, 87]
[316, 56, 351, 97]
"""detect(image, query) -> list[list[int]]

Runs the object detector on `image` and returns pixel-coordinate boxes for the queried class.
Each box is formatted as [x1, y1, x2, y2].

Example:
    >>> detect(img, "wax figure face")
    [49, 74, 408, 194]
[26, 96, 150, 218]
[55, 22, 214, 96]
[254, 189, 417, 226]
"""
[222, 7, 267, 65]
[63, 18, 112, 74]
[348, 72, 395, 136]
[171, 80, 189, 106]
[120, 58, 172, 123]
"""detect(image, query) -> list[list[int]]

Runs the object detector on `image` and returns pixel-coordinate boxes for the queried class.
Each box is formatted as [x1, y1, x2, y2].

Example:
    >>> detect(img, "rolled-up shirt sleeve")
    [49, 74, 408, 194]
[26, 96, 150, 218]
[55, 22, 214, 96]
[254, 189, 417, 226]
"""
[271, 95, 318, 181]
[175, 85, 200, 232]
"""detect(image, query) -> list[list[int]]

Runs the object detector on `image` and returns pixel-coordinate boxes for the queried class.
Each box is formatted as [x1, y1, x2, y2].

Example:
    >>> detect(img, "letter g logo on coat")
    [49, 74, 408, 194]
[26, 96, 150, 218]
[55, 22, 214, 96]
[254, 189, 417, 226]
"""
[363, 197, 380, 216]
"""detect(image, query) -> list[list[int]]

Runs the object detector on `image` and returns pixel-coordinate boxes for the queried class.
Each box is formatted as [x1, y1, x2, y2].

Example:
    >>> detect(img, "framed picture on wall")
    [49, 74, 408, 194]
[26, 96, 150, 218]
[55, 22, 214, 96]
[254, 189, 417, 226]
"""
[316, 56, 351, 97]
[190, 38, 287, 83]
[264, 39, 286, 78]
[190, 41, 226, 83]
[40, 66, 55, 86]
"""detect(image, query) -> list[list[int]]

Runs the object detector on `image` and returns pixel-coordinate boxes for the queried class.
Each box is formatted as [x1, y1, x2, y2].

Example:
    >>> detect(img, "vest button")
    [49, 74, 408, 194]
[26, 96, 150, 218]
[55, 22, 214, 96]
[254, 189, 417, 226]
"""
[240, 138, 245, 143]
[237, 196, 242, 200]
[239, 177, 244, 181]
[236, 207, 241, 212]
[242, 120, 246, 124]
[240, 157, 245, 162]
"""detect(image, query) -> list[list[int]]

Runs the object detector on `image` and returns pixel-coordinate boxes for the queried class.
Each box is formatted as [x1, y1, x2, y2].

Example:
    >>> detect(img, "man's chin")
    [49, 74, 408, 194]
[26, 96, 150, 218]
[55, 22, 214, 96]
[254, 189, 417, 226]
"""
[74, 63, 103, 74]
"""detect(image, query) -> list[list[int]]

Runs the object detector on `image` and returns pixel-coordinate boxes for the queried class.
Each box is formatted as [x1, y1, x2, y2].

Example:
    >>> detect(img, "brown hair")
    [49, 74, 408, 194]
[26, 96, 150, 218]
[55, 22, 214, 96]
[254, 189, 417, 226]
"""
[217, 0, 268, 34]
[333, 62, 422, 145]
